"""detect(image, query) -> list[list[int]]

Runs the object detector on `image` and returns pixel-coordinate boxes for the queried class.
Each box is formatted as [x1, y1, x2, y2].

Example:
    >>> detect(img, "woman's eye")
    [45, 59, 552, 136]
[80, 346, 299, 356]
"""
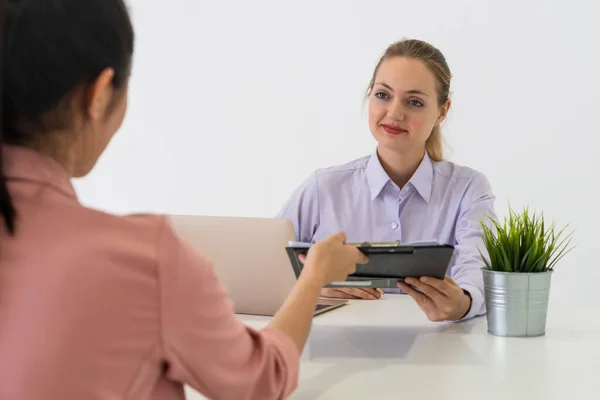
[375, 92, 389, 99]
[408, 99, 424, 107]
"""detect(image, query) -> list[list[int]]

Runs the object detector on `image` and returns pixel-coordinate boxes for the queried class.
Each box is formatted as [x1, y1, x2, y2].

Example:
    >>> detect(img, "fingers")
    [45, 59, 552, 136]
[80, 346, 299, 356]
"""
[418, 276, 455, 297]
[322, 288, 381, 300]
[345, 288, 379, 300]
[398, 282, 446, 321]
[321, 288, 358, 299]
[405, 278, 446, 303]
[329, 231, 347, 243]
[327, 231, 369, 264]
[321, 288, 377, 299]
[352, 247, 369, 264]
[359, 288, 383, 298]
[397, 282, 433, 307]
[444, 275, 459, 287]
[298, 254, 306, 263]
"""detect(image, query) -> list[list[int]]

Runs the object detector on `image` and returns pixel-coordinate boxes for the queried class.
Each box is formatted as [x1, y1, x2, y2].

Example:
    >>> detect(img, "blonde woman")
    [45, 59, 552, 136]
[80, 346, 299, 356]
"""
[278, 39, 497, 322]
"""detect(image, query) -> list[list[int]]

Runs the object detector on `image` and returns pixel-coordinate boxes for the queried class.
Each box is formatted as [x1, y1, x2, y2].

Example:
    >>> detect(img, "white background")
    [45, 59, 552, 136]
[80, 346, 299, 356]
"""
[73, 0, 600, 303]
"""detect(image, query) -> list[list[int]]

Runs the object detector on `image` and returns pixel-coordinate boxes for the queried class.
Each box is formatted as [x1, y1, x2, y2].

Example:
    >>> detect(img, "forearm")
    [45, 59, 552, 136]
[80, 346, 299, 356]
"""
[267, 270, 323, 352]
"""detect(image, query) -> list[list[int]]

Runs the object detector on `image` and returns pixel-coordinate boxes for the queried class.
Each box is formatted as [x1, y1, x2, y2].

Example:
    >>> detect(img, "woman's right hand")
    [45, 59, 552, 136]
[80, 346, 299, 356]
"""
[268, 231, 369, 357]
[300, 232, 369, 286]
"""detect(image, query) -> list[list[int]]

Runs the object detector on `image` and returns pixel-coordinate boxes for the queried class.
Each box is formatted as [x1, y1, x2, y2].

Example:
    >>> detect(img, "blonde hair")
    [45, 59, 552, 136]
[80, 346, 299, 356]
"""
[366, 39, 452, 162]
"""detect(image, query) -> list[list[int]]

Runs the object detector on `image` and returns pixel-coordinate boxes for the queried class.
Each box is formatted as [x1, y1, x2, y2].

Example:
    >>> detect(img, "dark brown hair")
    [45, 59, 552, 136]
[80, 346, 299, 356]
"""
[0, 0, 134, 234]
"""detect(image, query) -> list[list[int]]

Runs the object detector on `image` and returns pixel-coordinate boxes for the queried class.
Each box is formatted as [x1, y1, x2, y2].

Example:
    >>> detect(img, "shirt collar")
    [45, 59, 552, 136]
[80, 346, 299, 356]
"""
[365, 149, 433, 203]
[2, 145, 78, 201]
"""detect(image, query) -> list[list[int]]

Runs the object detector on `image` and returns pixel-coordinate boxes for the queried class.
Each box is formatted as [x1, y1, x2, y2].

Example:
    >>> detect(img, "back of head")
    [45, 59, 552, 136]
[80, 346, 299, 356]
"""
[366, 39, 452, 162]
[0, 0, 134, 235]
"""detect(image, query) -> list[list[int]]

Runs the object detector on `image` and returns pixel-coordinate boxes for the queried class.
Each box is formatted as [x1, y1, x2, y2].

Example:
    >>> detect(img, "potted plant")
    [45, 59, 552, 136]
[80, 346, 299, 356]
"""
[479, 206, 573, 337]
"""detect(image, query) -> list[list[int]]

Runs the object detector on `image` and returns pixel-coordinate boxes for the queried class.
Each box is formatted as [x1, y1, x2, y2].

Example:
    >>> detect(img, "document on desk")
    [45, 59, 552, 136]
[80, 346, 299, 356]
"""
[285, 240, 453, 288]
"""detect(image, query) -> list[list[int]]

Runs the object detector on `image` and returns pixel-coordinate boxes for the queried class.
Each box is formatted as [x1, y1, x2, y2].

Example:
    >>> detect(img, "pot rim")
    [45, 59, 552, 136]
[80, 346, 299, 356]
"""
[481, 268, 554, 276]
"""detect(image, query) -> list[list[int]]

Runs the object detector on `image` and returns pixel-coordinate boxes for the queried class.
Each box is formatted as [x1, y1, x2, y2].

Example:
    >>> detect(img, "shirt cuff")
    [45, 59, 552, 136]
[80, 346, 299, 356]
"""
[260, 327, 301, 397]
[455, 283, 485, 321]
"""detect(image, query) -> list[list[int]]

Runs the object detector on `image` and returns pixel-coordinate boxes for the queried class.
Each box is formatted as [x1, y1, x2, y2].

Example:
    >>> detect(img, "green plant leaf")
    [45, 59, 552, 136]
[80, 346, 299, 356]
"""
[478, 205, 574, 273]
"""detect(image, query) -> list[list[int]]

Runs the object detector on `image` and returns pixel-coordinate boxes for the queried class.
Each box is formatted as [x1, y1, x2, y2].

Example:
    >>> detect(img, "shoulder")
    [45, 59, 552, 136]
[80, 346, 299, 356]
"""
[283, 155, 370, 198]
[100, 213, 188, 257]
[69, 210, 212, 272]
[312, 155, 370, 187]
[432, 160, 492, 189]
[431, 160, 494, 207]
[51, 206, 169, 262]
[77, 208, 166, 240]
[276, 155, 371, 225]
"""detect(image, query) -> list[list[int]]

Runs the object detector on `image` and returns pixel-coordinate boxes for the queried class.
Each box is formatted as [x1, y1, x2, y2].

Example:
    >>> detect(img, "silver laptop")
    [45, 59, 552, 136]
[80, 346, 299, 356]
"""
[168, 215, 347, 316]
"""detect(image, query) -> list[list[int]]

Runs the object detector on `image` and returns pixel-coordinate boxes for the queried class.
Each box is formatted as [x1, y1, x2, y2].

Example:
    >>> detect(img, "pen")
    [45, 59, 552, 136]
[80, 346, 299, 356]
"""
[375, 288, 384, 295]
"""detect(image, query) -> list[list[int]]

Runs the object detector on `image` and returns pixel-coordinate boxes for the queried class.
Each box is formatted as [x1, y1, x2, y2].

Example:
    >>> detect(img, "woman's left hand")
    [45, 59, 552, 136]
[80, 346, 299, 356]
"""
[397, 276, 471, 322]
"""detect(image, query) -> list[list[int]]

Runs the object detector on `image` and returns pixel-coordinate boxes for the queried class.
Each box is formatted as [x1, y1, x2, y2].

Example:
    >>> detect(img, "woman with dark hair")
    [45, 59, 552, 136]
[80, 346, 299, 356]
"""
[0, 1, 366, 399]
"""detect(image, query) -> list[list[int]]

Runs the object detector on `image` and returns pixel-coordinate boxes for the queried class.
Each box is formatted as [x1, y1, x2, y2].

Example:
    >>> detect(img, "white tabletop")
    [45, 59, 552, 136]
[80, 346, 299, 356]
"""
[186, 294, 600, 400]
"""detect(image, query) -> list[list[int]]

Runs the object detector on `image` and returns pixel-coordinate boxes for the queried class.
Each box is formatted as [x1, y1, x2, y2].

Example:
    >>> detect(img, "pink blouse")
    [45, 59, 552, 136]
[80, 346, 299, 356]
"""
[0, 146, 299, 400]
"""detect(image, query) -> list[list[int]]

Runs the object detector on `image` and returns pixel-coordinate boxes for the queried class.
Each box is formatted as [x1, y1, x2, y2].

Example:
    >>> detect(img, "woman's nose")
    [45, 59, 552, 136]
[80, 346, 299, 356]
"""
[388, 103, 405, 121]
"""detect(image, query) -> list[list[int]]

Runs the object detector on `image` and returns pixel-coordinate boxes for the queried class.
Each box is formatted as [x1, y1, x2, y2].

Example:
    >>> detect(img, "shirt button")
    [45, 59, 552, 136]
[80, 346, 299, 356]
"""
[391, 222, 398, 229]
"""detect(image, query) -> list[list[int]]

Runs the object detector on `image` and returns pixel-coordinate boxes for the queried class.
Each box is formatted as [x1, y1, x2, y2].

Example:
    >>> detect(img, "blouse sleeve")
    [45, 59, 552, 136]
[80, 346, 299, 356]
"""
[156, 216, 300, 400]
[451, 172, 497, 320]
[276, 172, 321, 242]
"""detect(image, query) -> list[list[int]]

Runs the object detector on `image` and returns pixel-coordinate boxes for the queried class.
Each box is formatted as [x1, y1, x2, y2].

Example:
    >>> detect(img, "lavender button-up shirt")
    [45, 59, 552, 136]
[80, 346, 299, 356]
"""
[277, 150, 497, 320]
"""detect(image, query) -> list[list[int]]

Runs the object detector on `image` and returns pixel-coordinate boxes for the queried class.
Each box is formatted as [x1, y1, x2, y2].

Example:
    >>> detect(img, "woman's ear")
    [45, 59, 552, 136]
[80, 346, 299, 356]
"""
[86, 68, 115, 121]
[436, 99, 451, 125]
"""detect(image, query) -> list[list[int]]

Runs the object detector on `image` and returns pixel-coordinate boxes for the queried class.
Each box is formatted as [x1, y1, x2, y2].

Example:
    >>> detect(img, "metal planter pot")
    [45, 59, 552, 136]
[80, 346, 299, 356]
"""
[482, 269, 553, 337]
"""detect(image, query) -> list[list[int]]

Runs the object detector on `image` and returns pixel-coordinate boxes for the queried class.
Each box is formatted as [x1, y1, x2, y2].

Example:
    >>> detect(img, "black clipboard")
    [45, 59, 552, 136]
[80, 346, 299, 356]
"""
[285, 241, 455, 288]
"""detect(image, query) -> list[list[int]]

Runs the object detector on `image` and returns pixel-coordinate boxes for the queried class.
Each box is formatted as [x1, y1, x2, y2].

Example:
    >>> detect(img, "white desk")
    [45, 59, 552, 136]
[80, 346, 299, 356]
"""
[186, 295, 600, 400]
